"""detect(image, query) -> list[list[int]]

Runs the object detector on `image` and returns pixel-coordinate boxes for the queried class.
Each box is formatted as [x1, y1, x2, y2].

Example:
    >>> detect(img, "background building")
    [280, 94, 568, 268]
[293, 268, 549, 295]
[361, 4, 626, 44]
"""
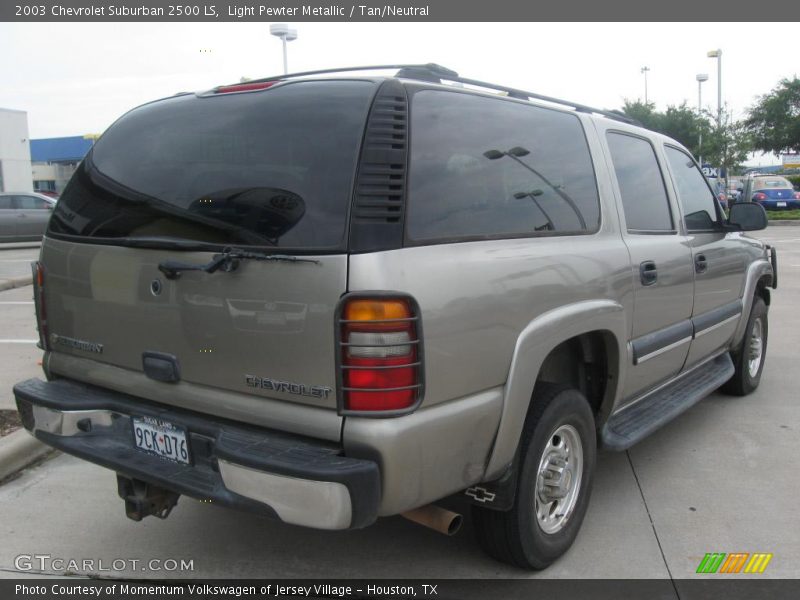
[30, 135, 94, 194]
[0, 108, 33, 192]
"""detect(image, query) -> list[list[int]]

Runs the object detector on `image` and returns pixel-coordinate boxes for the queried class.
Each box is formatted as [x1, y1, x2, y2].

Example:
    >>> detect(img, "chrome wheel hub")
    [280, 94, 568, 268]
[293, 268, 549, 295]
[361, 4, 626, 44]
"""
[747, 317, 764, 379]
[535, 424, 583, 534]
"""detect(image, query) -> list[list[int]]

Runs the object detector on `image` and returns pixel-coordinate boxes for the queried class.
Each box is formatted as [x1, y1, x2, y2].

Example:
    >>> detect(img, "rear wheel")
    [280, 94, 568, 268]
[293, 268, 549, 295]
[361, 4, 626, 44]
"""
[472, 383, 596, 569]
[722, 296, 768, 396]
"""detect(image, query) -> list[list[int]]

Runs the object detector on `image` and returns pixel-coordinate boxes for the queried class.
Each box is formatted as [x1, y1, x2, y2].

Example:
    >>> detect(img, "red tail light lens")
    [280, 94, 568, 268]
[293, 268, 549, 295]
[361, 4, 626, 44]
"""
[214, 81, 279, 94]
[32, 261, 48, 350]
[753, 192, 767, 202]
[338, 297, 423, 413]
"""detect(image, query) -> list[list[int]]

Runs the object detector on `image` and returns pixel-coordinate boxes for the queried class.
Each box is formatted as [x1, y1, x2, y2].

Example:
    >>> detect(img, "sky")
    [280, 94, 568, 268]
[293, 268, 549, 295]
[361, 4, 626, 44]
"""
[1, 22, 797, 166]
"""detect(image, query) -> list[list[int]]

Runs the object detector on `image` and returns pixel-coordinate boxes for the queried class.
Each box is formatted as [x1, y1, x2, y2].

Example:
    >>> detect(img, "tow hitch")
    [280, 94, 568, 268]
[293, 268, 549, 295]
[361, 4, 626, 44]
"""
[117, 475, 180, 521]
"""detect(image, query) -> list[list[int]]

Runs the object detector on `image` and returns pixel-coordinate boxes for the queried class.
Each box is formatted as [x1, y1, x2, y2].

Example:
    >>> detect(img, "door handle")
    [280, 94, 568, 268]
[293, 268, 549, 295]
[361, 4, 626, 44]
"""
[640, 261, 657, 286]
[695, 254, 708, 273]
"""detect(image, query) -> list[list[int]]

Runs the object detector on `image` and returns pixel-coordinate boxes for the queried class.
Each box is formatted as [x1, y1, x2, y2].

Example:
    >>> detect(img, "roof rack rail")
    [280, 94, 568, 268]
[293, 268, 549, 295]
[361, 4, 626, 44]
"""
[244, 63, 457, 85]
[240, 63, 639, 126]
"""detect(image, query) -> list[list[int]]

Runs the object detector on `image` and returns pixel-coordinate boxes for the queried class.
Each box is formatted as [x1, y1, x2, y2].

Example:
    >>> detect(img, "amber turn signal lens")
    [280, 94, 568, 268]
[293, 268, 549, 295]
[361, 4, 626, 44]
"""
[343, 299, 411, 322]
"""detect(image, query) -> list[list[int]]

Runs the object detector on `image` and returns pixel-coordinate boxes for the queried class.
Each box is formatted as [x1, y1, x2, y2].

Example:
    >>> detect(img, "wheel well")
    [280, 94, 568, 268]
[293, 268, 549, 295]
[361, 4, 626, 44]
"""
[535, 332, 617, 416]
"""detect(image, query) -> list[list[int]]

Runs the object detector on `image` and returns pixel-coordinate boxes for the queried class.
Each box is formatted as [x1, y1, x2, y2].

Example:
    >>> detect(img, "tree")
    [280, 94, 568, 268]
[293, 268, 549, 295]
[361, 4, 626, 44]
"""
[621, 100, 659, 130]
[702, 107, 753, 173]
[622, 100, 706, 156]
[659, 104, 707, 155]
[744, 77, 800, 156]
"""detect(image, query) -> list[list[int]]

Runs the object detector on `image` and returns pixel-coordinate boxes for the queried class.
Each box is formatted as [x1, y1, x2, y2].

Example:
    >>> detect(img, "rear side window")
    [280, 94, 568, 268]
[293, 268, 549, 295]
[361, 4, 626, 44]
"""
[0, 196, 12, 209]
[49, 81, 375, 250]
[606, 132, 673, 232]
[406, 90, 600, 242]
[664, 146, 719, 231]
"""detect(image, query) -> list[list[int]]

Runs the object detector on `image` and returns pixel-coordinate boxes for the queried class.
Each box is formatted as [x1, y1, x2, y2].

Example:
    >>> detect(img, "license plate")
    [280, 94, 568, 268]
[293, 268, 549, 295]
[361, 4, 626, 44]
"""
[777, 201, 787, 207]
[132, 416, 190, 464]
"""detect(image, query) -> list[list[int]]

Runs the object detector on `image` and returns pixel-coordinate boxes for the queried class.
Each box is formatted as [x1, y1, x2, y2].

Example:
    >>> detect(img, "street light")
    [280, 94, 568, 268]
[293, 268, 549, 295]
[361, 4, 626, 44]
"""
[696, 73, 709, 165]
[640, 66, 650, 104]
[270, 23, 297, 74]
[707, 49, 722, 127]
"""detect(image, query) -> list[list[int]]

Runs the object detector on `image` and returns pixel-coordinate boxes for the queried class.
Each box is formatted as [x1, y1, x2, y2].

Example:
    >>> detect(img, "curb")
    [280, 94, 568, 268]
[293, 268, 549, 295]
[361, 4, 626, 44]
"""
[0, 428, 52, 482]
[0, 275, 32, 292]
[768, 220, 800, 226]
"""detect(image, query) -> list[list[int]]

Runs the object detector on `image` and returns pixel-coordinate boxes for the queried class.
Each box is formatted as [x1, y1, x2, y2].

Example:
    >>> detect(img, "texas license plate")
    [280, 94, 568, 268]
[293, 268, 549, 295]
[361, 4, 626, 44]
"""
[777, 201, 787, 207]
[132, 416, 190, 464]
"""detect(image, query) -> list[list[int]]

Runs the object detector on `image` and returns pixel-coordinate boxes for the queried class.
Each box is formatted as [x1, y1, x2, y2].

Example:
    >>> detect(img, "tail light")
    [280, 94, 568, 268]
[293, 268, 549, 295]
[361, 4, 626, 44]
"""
[32, 261, 48, 351]
[338, 296, 423, 413]
[794, 192, 800, 200]
[753, 192, 767, 202]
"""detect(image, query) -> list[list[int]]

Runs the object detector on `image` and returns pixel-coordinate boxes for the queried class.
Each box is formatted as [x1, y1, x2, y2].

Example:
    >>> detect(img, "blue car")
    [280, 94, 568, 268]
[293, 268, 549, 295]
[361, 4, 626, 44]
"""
[742, 175, 800, 210]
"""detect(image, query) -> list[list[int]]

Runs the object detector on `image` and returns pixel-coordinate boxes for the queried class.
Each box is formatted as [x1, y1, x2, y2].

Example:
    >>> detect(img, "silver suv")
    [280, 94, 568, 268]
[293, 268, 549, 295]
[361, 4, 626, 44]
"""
[13, 64, 776, 570]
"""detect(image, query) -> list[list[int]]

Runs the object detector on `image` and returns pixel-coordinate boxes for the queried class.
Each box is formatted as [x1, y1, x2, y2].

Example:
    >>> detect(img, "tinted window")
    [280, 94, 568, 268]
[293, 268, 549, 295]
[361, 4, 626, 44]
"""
[49, 81, 375, 250]
[664, 146, 719, 231]
[15, 195, 50, 209]
[606, 133, 673, 232]
[407, 91, 600, 242]
[0, 196, 12, 209]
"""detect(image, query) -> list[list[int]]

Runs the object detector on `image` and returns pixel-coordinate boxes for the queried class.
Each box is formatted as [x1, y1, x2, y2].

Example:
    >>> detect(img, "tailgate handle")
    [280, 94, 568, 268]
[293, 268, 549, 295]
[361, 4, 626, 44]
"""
[142, 352, 181, 383]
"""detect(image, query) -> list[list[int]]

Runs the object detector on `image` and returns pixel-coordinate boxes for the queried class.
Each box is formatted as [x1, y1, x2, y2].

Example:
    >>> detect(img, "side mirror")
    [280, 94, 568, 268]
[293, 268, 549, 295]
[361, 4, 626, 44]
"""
[728, 202, 768, 231]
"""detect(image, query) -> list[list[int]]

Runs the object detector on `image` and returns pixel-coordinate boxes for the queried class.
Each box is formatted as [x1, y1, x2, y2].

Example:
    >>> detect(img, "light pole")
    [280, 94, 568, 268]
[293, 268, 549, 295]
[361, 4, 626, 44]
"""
[270, 23, 297, 74]
[640, 66, 650, 104]
[707, 49, 722, 128]
[696, 73, 708, 165]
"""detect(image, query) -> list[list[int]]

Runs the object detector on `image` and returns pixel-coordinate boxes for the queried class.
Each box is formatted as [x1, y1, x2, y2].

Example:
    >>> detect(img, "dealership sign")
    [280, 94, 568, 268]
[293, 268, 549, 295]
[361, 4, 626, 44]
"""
[782, 154, 800, 169]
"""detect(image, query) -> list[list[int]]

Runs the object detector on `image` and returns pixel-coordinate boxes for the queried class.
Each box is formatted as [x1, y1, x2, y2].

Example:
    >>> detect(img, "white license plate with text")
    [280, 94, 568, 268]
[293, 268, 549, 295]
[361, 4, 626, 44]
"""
[133, 417, 190, 464]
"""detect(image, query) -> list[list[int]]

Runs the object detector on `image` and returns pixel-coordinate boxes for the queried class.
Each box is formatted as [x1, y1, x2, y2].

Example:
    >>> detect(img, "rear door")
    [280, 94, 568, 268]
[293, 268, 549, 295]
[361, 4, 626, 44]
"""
[600, 128, 695, 402]
[40, 79, 376, 423]
[13, 194, 52, 237]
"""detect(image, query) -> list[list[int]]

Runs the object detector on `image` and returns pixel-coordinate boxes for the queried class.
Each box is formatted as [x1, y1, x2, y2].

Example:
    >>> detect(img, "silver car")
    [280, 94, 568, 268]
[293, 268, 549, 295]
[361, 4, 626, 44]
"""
[0, 192, 55, 242]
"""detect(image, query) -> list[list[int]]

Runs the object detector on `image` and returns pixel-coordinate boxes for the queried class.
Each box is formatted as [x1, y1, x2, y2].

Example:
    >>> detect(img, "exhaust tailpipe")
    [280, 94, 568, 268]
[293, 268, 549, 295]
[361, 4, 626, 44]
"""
[402, 504, 463, 536]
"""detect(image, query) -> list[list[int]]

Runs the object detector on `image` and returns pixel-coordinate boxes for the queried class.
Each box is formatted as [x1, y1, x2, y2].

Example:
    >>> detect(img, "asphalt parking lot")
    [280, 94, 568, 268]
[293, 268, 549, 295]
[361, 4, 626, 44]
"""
[0, 229, 798, 581]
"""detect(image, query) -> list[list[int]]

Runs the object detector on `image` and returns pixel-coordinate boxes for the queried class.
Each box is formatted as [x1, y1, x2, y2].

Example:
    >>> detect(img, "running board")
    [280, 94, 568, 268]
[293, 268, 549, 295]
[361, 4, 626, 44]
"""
[601, 353, 734, 451]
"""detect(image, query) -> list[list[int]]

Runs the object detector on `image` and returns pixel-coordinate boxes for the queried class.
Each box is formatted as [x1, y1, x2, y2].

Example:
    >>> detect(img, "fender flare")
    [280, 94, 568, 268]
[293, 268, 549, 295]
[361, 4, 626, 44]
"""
[483, 299, 627, 480]
[731, 259, 772, 350]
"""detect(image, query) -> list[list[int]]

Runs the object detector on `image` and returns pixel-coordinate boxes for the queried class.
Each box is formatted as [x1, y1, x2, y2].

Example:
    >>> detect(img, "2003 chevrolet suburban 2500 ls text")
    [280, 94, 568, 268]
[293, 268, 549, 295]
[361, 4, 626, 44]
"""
[14, 64, 777, 569]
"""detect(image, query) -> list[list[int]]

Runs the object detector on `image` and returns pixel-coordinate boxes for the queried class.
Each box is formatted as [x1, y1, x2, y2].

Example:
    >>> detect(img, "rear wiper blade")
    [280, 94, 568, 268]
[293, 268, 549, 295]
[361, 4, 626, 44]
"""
[157, 246, 320, 280]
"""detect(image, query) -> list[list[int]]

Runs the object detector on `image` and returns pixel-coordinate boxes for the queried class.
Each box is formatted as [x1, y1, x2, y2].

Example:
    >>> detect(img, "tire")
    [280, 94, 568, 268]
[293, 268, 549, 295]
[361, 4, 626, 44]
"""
[472, 383, 596, 569]
[721, 296, 768, 396]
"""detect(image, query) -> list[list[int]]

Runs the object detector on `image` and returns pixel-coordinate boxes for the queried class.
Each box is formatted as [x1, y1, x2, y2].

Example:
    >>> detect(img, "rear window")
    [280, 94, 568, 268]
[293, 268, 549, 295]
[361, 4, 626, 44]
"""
[406, 90, 600, 242]
[48, 80, 375, 250]
[755, 178, 792, 189]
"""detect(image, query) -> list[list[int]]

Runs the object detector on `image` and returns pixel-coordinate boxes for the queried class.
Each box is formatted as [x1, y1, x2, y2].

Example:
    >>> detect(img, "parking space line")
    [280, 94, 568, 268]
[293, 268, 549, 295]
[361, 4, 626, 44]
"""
[0, 301, 34, 305]
[0, 339, 38, 343]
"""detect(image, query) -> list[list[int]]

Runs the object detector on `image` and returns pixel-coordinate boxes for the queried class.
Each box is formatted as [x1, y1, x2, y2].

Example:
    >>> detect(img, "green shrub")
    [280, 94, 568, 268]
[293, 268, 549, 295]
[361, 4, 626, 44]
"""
[766, 209, 800, 220]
